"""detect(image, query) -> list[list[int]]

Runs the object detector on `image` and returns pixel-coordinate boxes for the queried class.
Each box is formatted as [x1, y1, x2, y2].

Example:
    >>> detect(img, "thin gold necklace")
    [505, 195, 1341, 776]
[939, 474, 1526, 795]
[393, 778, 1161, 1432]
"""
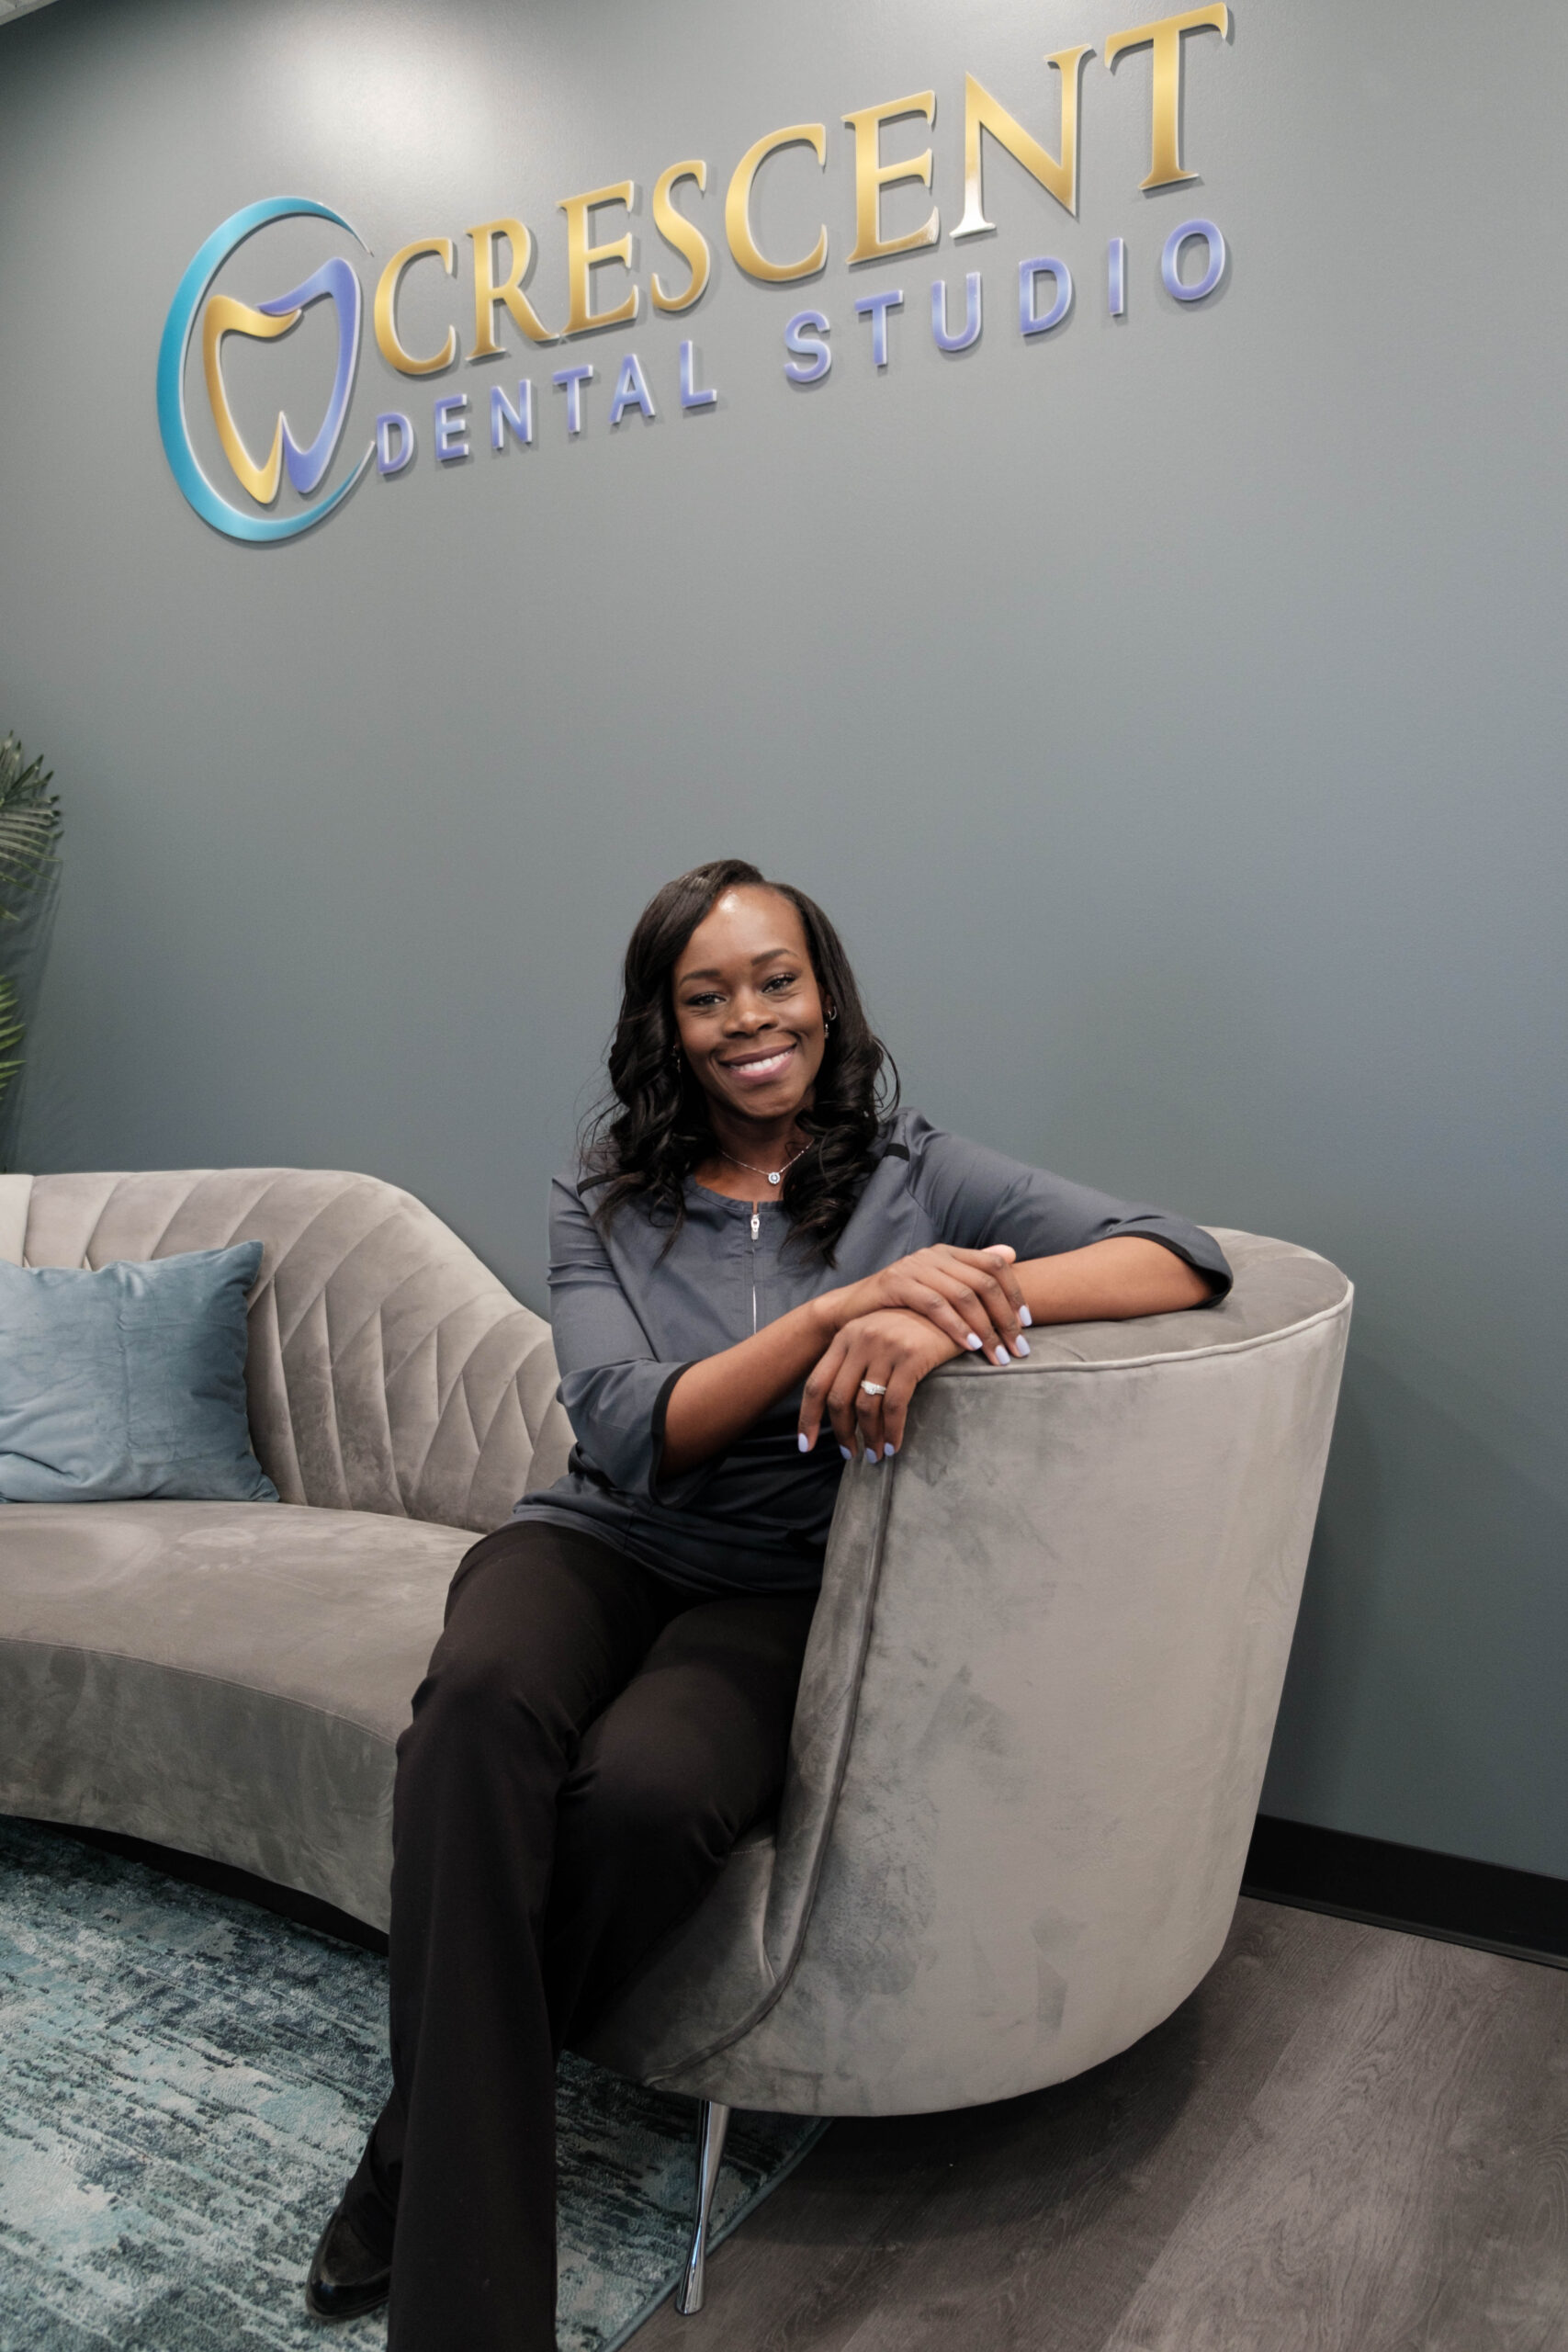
[718, 1139, 810, 1189]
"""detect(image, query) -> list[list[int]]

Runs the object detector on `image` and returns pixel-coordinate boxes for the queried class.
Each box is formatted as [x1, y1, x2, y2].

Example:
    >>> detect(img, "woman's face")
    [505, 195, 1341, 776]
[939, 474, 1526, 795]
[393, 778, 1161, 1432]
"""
[671, 887, 829, 1126]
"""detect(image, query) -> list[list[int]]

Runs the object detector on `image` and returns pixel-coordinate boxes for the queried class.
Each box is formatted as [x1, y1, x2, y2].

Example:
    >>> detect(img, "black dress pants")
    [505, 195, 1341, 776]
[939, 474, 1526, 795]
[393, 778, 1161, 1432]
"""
[338, 1519, 818, 2351]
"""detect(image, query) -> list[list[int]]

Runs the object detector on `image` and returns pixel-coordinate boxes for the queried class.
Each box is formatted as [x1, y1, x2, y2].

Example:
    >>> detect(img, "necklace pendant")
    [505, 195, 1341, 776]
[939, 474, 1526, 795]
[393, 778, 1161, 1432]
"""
[767, 1170, 781, 1185]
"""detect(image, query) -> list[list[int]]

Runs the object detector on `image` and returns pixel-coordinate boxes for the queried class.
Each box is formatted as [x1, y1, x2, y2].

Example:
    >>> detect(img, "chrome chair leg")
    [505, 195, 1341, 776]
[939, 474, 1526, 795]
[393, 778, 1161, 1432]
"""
[673, 2098, 731, 2316]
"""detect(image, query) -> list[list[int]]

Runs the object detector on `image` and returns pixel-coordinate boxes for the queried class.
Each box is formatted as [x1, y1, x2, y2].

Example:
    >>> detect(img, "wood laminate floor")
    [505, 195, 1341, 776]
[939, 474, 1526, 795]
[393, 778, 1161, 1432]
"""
[637, 1899, 1568, 2352]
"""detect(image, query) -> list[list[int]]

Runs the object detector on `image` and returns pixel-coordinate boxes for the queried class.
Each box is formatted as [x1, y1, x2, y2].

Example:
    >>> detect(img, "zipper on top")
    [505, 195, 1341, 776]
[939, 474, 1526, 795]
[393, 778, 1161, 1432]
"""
[742, 1197, 765, 1334]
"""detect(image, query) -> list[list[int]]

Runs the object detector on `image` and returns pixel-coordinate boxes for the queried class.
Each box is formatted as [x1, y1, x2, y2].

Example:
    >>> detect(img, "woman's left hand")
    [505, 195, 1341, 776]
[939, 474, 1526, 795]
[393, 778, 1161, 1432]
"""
[799, 1309, 963, 1463]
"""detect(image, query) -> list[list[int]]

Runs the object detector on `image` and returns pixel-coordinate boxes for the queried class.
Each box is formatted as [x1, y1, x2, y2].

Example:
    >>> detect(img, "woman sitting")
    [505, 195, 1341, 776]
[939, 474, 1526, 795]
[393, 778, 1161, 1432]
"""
[306, 858, 1230, 2348]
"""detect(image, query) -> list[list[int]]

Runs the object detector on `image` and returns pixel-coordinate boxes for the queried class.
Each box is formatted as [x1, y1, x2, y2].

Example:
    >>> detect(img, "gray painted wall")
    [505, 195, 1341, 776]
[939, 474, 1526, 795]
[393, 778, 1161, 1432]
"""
[2, 0, 1564, 1877]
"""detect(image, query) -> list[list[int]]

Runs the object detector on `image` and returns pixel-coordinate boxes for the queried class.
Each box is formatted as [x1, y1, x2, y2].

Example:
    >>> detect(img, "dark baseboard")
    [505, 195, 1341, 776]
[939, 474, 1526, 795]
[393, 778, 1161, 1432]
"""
[31, 1820, 389, 1956]
[1243, 1814, 1568, 1972]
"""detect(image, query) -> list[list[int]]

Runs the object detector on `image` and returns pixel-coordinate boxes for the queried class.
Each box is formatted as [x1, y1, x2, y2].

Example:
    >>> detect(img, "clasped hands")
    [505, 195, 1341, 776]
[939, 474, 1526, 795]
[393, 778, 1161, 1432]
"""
[799, 1244, 1031, 1465]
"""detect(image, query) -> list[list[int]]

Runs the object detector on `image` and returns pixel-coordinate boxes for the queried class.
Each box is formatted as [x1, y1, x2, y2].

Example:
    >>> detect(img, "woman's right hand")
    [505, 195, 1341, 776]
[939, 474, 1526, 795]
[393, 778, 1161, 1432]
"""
[823, 1244, 1031, 1367]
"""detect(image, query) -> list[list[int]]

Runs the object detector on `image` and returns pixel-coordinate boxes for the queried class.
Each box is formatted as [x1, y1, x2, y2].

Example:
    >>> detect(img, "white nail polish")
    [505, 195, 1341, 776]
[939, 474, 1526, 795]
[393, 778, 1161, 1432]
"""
[1019, 1306, 1033, 1328]
[1015, 1337, 1031, 1356]
[995, 1347, 1010, 1366]
[840, 1445, 853, 1461]
[965, 1332, 983, 1351]
[883, 1442, 897, 1459]
[797, 1431, 811, 1452]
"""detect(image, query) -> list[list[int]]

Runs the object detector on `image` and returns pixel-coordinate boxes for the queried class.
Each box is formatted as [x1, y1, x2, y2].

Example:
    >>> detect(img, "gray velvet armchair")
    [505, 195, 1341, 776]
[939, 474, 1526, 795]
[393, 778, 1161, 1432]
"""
[0, 1170, 1350, 2314]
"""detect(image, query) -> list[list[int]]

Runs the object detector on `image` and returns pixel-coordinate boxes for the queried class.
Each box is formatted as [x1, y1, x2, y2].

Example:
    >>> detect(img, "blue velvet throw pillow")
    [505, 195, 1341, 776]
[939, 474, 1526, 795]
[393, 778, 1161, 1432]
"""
[0, 1243, 278, 1504]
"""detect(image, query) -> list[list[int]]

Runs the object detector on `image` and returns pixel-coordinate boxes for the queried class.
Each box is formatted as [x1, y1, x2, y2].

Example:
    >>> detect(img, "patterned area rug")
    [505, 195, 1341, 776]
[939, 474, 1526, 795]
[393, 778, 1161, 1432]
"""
[0, 1818, 826, 2352]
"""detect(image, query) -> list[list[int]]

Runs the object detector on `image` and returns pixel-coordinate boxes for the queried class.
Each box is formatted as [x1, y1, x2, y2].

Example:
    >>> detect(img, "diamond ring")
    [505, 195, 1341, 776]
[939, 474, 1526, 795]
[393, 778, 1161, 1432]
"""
[859, 1380, 888, 1397]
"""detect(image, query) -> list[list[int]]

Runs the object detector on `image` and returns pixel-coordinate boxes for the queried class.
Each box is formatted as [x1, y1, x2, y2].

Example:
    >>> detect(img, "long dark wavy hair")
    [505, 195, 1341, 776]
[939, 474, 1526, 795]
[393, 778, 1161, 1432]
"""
[581, 860, 898, 1261]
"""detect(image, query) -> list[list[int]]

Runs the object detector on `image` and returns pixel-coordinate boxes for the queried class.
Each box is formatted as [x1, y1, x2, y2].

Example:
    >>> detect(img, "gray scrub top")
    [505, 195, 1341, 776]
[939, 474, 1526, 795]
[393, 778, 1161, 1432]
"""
[513, 1108, 1232, 1595]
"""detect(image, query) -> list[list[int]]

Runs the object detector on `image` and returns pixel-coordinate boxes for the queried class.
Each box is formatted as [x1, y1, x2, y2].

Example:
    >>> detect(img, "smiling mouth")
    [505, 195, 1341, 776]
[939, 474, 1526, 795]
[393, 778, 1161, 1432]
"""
[720, 1043, 797, 1081]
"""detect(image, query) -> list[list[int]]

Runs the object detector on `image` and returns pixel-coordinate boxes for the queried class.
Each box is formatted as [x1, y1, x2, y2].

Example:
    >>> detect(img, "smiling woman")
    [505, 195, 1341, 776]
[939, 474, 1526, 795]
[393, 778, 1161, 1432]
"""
[307, 859, 1232, 2351]
[581, 859, 886, 1266]
[561, 861, 1224, 1480]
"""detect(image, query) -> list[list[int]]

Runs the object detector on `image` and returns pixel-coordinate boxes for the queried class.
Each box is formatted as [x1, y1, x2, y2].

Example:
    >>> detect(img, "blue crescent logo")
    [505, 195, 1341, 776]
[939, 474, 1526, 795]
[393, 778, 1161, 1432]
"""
[156, 197, 374, 544]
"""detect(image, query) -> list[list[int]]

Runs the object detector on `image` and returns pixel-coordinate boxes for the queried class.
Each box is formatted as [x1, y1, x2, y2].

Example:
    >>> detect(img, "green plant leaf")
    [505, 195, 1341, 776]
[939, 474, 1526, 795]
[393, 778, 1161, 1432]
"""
[0, 974, 22, 1101]
[0, 734, 62, 917]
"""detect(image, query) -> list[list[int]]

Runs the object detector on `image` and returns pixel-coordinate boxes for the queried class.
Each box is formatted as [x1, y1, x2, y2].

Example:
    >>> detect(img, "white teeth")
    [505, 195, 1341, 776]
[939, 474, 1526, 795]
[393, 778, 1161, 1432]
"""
[730, 1049, 791, 1076]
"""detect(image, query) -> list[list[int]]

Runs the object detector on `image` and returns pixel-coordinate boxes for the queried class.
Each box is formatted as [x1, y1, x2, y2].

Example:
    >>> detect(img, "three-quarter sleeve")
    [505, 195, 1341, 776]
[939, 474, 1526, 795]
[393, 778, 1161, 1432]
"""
[546, 1177, 715, 1507]
[904, 1114, 1232, 1298]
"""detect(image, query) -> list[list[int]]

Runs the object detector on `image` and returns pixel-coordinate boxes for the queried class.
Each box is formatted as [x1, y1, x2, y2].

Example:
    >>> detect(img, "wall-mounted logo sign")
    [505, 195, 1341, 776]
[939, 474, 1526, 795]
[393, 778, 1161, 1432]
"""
[158, 6, 1233, 544]
[156, 196, 375, 544]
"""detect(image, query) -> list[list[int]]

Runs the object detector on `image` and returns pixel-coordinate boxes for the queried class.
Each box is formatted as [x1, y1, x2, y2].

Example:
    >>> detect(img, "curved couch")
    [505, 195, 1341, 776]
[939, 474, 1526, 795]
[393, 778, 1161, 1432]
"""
[0, 1168, 1349, 2142]
[0, 1169, 572, 1926]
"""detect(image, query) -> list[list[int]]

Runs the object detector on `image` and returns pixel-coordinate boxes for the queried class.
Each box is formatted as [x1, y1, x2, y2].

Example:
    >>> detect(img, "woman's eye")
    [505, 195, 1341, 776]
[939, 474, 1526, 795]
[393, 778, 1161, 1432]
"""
[762, 973, 797, 993]
[684, 993, 719, 1011]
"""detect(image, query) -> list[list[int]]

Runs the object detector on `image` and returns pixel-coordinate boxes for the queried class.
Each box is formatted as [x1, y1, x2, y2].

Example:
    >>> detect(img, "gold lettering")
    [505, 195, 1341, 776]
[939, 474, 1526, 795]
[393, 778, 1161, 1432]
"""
[1103, 6, 1229, 192]
[467, 218, 556, 355]
[953, 51, 1093, 238]
[651, 162, 711, 313]
[374, 238, 458, 375]
[842, 91, 939, 266]
[725, 125, 829, 282]
[558, 182, 639, 336]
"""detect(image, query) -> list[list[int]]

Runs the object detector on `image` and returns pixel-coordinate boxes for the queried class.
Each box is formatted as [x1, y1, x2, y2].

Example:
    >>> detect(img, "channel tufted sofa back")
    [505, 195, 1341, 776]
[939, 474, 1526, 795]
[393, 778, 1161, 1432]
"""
[14, 1170, 573, 1532]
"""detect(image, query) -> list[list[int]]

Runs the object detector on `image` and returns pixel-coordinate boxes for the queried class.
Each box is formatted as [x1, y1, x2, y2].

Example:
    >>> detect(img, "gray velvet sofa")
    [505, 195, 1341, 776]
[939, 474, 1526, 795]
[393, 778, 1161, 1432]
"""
[0, 1169, 574, 1926]
[0, 1167, 1351, 2309]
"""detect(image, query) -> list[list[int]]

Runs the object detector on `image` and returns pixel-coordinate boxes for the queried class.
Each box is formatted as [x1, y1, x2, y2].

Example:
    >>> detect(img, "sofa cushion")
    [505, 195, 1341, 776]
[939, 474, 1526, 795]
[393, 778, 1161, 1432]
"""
[0, 1501, 472, 1928]
[17, 1170, 574, 1533]
[0, 1246, 277, 1505]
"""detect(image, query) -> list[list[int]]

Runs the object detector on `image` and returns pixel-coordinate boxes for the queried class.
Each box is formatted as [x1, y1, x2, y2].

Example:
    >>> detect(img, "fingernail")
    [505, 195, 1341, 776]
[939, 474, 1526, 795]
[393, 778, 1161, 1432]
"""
[840, 1445, 853, 1462]
[995, 1347, 1010, 1366]
[866, 1450, 882, 1466]
[798, 1431, 811, 1453]
[883, 1442, 897, 1459]
[965, 1332, 983, 1351]
[1013, 1336, 1031, 1357]
[1019, 1306, 1033, 1327]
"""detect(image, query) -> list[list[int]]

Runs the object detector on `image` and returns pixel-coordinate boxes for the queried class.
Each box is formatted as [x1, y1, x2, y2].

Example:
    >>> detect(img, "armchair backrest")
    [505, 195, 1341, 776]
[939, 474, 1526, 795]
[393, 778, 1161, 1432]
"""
[15, 1170, 572, 1532]
[594, 1226, 1354, 2116]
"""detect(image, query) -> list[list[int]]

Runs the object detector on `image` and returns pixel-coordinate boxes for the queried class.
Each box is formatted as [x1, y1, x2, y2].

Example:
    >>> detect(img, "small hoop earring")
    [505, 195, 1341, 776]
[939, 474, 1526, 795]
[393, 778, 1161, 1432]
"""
[824, 1005, 837, 1027]
[670, 1046, 682, 1069]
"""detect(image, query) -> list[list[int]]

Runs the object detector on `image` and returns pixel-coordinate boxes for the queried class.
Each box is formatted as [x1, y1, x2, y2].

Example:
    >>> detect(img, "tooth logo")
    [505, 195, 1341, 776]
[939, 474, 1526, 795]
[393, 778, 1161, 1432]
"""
[157, 197, 373, 543]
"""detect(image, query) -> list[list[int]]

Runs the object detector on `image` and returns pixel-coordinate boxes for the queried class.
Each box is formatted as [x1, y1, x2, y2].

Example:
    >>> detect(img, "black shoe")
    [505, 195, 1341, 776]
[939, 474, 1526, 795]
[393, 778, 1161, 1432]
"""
[305, 2202, 392, 2324]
